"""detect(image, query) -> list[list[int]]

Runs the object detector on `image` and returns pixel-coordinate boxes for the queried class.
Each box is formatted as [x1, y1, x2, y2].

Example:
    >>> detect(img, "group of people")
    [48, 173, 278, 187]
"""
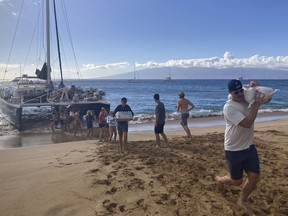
[50, 79, 267, 213]
[153, 91, 195, 147]
[101, 79, 267, 213]
[50, 109, 82, 135]
[106, 94, 195, 151]
[75, 108, 118, 142]
[98, 108, 117, 143]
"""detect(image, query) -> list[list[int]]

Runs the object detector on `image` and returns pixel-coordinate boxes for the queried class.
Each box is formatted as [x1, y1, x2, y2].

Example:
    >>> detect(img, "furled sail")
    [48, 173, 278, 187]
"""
[35, 63, 48, 80]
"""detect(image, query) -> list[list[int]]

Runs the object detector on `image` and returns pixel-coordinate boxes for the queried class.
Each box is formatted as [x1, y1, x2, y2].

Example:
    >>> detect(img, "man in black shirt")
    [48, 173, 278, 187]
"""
[154, 94, 168, 147]
[113, 97, 134, 152]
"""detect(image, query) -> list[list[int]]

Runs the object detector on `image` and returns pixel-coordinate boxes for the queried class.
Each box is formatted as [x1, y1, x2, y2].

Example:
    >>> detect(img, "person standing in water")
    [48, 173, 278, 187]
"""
[176, 91, 195, 141]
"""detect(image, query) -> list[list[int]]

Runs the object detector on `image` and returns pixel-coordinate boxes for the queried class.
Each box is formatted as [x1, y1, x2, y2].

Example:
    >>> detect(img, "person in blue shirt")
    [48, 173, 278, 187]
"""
[113, 97, 134, 152]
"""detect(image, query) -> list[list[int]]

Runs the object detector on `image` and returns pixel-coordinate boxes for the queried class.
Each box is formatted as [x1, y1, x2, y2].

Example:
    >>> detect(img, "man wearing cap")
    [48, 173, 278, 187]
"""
[176, 91, 195, 141]
[216, 79, 267, 213]
[113, 97, 134, 152]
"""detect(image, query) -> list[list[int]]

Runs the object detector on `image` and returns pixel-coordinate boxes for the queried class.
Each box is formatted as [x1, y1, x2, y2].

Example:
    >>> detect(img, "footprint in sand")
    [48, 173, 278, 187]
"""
[95, 179, 111, 186]
[105, 186, 117, 194]
[136, 198, 145, 206]
[110, 170, 118, 176]
[83, 158, 94, 163]
[119, 205, 125, 212]
[86, 168, 99, 173]
[102, 200, 118, 213]
[122, 168, 135, 177]
[124, 178, 145, 190]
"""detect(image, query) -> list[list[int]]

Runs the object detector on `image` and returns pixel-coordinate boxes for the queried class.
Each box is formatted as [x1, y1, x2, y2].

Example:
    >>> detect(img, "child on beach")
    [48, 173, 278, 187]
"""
[98, 107, 107, 142]
[73, 111, 82, 136]
[106, 111, 117, 142]
[85, 110, 95, 139]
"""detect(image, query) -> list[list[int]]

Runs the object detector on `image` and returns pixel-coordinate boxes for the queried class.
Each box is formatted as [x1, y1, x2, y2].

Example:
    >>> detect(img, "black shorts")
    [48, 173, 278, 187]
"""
[87, 123, 93, 129]
[225, 145, 260, 180]
[154, 123, 164, 134]
[99, 123, 106, 128]
[117, 122, 128, 135]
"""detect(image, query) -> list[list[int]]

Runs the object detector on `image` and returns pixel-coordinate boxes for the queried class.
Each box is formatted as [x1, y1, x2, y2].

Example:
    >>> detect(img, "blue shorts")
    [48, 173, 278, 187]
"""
[225, 145, 260, 180]
[154, 123, 164, 134]
[181, 112, 189, 126]
[117, 122, 128, 135]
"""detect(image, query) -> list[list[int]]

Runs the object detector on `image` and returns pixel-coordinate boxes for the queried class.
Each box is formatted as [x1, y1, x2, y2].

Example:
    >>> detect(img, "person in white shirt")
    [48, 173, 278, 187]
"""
[107, 111, 117, 143]
[216, 79, 267, 214]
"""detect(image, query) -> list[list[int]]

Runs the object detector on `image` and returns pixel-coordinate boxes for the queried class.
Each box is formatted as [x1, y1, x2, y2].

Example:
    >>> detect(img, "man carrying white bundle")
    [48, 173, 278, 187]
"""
[113, 97, 134, 153]
[216, 79, 268, 214]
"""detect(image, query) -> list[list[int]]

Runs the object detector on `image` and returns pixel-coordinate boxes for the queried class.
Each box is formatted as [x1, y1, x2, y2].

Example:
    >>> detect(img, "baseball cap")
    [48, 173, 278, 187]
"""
[228, 79, 243, 92]
[178, 91, 185, 98]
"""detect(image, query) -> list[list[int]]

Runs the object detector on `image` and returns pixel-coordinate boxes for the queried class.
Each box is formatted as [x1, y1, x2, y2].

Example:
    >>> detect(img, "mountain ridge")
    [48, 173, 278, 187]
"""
[97, 67, 288, 80]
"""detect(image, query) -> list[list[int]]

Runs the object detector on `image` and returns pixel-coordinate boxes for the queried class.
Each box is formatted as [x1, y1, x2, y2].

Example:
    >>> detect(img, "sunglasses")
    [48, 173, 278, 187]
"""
[232, 89, 244, 95]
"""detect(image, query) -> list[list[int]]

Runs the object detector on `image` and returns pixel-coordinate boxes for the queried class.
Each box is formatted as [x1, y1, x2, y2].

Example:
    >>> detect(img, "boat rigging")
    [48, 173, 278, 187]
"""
[0, 0, 110, 130]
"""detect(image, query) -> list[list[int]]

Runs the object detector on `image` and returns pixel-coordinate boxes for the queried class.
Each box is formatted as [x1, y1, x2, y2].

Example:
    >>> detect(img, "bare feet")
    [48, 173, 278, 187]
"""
[215, 176, 225, 193]
[237, 200, 254, 215]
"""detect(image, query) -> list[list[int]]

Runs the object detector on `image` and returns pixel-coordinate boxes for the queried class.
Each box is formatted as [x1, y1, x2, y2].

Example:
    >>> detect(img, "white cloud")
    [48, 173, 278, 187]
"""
[3, 52, 288, 79]
[223, 51, 234, 60]
[79, 52, 288, 78]
[81, 62, 130, 71]
[134, 52, 288, 71]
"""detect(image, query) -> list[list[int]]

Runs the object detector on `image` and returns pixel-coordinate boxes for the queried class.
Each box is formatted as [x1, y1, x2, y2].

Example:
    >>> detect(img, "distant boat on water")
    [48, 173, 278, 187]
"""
[164, 67, 175, 82]
[128, 64, 140, 83]
[237, 68, 244, 81]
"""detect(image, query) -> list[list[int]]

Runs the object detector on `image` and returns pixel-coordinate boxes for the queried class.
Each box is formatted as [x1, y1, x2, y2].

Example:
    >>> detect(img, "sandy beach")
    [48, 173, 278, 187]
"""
[0, 114, 288, 216]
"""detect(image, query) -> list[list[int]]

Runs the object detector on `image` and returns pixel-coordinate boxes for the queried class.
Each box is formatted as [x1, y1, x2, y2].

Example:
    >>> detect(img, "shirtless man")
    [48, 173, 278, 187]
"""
[176, 91, 195, 141]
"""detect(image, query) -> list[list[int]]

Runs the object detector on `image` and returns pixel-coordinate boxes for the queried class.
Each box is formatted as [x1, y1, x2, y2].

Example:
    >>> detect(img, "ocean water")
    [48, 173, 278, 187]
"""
[70, 79, 288, 120]
[0, 79, 288, 134]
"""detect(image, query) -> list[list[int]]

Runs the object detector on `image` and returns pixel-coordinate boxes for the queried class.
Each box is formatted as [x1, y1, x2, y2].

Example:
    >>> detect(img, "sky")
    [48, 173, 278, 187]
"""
[0, 0, 288, 79]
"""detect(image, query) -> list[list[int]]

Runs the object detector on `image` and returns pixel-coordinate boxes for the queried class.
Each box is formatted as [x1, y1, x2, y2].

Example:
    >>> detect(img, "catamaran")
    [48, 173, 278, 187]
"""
[0, 0, 110, 130]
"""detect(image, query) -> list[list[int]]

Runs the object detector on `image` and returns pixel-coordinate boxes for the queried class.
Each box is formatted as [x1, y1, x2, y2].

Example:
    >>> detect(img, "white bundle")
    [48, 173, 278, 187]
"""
[115, 111, 133, 121]
[243, 85, 278, 107]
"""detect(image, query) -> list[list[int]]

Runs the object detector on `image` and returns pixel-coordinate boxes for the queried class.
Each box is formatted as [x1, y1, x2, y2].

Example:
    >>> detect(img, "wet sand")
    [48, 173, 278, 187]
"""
[1, 111, 288, 149]
[0, 113, 288, 215]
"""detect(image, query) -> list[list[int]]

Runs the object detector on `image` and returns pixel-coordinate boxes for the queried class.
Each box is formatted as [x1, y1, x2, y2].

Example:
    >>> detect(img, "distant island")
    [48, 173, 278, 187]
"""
[97, 67, 288, 80]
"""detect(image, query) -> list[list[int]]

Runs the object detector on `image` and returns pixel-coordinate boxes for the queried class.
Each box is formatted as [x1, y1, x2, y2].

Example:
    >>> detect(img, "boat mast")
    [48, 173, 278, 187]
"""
[134, 63, 136, 80]
[53, 0, 64, 88]
[46, 0, 51, 85]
